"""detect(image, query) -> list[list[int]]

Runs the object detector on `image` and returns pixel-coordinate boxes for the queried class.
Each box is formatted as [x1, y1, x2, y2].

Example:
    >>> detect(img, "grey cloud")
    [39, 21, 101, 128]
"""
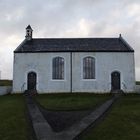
[0, 0, 140, 79]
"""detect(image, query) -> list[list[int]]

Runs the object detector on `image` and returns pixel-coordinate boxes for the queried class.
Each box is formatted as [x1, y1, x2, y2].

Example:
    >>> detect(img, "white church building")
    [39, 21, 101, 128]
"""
[13, 25, 135, 93]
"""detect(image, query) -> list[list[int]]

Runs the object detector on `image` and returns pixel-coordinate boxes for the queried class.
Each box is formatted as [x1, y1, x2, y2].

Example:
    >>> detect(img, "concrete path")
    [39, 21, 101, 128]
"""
[25, 94, 120, 140]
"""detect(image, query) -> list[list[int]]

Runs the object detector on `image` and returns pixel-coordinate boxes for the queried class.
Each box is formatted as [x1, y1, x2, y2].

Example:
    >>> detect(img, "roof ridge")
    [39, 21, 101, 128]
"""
[32, 37, 119, 40]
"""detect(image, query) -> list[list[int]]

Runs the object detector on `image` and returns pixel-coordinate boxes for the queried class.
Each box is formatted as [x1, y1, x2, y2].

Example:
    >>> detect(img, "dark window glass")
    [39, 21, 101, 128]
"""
[83, 57, 95, 79]
[52, 57, 64, 79]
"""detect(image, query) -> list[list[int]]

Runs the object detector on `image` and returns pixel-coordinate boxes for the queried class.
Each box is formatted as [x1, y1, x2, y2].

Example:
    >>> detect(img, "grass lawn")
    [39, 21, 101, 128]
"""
[80, 94, 140, 140]
[35, 93, 112, 110]
[0, 95, 30, 140]
[1, 93, 140, 140]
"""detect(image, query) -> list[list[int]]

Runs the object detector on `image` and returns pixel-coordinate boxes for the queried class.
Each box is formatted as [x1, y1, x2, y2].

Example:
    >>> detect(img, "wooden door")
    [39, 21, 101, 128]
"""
[27, 72, 37, 90]
[111, 71, 120, 90]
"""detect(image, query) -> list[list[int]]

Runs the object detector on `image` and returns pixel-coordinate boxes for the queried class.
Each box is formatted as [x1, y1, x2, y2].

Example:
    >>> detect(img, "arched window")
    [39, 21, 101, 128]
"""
[52, 57, 64, 79]
[83, 56, 95, 79]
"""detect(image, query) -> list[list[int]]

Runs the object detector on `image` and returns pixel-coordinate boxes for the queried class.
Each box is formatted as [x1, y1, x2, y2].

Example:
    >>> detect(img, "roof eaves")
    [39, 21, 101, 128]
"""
[14, 50, 134, 53]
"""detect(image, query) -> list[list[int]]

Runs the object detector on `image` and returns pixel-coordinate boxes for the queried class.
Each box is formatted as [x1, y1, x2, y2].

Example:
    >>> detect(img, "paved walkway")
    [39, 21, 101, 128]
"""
[25, 94, 120, 140]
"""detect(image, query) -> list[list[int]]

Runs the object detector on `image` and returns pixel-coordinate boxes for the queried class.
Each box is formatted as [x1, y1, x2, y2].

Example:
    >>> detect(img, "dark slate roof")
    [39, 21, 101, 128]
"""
[14, 37, 134, 53]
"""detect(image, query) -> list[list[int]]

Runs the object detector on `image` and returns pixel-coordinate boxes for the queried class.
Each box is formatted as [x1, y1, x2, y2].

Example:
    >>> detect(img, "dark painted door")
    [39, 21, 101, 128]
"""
[27, 72, 36, 90]
[111, 72, 120, 90]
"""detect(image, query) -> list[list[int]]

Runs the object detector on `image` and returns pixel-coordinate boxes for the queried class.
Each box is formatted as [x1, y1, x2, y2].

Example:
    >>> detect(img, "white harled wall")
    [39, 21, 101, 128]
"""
[13, 52, 135, 93]
[72, 52, 135, 93]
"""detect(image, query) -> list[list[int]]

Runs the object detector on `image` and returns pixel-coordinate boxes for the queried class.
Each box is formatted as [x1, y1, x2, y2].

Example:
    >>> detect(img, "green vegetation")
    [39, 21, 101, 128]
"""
[35, 93, 112, 110]
[81, 94, 140, 140]
[0, 80, 12, 86]
[1, 93, 140, 140]
[136, 81, 140, 85]
[0, 95, 30, 140]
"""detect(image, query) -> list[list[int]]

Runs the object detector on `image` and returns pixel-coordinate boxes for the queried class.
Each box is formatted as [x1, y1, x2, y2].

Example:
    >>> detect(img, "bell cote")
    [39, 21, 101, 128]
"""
[25, 25, 33, 40]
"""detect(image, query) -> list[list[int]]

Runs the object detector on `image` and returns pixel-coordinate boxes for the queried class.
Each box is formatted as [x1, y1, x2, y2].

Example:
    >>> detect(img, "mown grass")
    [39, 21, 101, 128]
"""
[1, 93, 140, 140]
[0, 80, 12, 86]
[80, 94, 140, 140]
[35, 93, 112, 110]
[0, 95, 30, 140]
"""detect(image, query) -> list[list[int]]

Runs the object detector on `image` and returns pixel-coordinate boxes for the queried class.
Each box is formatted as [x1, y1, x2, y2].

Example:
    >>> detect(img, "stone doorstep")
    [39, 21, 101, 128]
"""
[25, 95, 116, 140]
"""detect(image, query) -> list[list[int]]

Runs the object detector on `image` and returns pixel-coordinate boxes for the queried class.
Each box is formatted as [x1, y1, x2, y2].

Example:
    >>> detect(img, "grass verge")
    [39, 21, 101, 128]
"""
[0, 95, 30, 140]
[80, 94, 140, 140]
[35, 93, 112, 110]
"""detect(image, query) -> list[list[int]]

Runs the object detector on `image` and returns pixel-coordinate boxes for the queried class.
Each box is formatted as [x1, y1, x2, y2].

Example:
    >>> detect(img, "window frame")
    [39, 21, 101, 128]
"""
[52, 56, 65, 80]
[82, 56, 96, 80]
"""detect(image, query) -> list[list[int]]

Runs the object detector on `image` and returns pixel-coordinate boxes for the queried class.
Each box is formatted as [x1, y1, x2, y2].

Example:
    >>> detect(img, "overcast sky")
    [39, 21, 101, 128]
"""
[0, 0, 140, 80]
